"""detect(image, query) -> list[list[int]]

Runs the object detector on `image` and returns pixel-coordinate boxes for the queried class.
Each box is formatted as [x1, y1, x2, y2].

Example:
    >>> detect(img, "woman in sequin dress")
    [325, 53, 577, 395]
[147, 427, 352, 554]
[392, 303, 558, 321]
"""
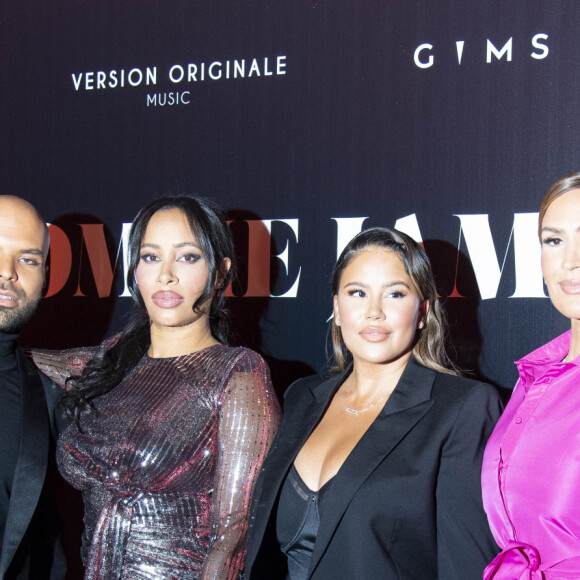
[482, 173, 580, 578]
[32, 196, 280, 580]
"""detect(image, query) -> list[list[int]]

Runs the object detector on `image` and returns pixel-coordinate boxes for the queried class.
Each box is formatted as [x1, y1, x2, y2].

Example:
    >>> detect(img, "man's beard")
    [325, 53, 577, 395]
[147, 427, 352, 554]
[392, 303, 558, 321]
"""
[0, 284, 41, 334]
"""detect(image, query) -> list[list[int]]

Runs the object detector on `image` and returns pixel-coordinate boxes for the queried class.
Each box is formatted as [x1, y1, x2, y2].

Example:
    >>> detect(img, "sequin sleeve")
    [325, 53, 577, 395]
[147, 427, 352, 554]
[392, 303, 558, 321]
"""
[200, 351, 281, 580]
[29, 335, 120, 387]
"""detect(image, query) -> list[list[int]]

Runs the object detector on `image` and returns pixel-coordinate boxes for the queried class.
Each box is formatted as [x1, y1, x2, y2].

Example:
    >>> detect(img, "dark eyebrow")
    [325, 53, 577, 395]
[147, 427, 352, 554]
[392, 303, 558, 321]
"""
[21, 249, 44, 256]
[541, 226, 580, 234]
[174, 242, 201, 250]
[140, 242, 201, 250]
[343, 280, 411, 289]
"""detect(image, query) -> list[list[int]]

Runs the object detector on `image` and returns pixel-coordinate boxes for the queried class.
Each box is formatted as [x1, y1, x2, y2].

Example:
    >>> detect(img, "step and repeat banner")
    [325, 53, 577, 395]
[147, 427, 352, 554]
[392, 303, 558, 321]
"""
[2, 0, 579, 395]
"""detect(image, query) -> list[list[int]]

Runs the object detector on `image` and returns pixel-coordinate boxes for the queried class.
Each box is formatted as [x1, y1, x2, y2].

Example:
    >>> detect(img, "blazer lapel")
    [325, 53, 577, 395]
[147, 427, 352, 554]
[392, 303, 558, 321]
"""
[250, 372, 347, 559]
[309, 358, 436, 577]
[0, 349, 49, 575]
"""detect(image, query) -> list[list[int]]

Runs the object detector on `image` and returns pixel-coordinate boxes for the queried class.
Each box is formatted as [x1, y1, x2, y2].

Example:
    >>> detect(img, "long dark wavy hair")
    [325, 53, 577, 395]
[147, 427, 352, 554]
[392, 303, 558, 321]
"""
[61, 196, 236, 428]
[330, 227, 458, 375]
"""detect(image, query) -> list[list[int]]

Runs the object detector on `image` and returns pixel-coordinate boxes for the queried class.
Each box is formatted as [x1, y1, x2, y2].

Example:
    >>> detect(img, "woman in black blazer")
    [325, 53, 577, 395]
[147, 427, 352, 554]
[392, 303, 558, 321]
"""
[245, 227, 501, 579]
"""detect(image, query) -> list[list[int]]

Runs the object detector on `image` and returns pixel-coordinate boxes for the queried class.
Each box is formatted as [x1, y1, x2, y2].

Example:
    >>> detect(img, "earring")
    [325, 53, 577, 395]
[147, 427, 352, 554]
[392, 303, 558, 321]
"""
[418, 320, 424, 329]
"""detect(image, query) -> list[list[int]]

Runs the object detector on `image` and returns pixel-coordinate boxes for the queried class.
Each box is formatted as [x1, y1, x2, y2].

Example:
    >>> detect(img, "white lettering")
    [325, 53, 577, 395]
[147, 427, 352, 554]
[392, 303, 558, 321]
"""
[128, 68, 143, 86]
[332, 217, 368, 260]
[454, 213, 543, 300]
[414, 43, 434, 68]
[264, 57, 272, 76]
[266, 219, 301, 298]
[169, 64, 184, 83]
[145, 91, 190, 106]
[209, 61, 222, 80]
[234, 60, 245, 77]
[487, 37, 512, 63]
[188, 63, 198, 81]
[277, 55, 286, 75]
[72, 73, 83, 91]
[510, 213, 544, 298]
[394, 214, 423, 242]
[248, 58, 261, 77]
[456, 40, 465, 65]
[73, 68, 156, 90]
[118, 223, 132, 298]
[531, 33, 549, 60]
[146, 67, 157, 85]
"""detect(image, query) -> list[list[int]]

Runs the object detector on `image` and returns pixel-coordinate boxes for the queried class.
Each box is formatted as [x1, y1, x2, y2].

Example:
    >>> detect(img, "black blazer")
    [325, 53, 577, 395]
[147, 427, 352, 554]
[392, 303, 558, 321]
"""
[245, 357, 502, 579]
[0, 348, 66, 580]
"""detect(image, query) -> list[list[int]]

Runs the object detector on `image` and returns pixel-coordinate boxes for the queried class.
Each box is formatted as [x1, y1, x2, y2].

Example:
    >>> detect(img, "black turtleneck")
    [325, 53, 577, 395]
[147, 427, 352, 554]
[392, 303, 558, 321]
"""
[0, 330, 21, 549]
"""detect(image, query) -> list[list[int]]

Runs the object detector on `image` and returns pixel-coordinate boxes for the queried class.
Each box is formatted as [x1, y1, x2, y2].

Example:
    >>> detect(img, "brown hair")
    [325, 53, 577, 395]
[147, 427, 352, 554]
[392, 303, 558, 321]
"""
[538, 172, 580, 238]
[330, 227, 458, 375]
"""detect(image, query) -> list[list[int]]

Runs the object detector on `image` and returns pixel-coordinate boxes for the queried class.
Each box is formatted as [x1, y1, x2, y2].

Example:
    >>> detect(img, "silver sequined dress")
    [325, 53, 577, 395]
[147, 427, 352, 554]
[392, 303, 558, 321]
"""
[33, 344, 280, 580]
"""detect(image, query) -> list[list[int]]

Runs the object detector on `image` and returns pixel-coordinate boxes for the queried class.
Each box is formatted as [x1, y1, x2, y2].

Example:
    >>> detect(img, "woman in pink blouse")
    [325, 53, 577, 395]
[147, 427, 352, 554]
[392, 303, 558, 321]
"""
[482, 172, 580, 579]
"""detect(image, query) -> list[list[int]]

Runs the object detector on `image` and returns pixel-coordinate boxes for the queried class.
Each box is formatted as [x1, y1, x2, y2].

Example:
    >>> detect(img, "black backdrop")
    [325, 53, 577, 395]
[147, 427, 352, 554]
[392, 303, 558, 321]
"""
[3, 0, 579, 396]
[4, 2, 580, 575]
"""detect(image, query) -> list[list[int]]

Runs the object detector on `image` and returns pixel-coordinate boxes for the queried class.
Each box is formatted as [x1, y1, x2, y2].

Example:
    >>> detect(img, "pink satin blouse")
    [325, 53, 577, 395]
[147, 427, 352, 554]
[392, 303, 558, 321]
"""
[482, 330, 580, 579]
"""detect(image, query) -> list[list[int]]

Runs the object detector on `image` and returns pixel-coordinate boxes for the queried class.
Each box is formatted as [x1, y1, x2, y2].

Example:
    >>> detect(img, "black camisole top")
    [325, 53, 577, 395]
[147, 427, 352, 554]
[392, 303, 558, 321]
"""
[276, 464, 335, 580]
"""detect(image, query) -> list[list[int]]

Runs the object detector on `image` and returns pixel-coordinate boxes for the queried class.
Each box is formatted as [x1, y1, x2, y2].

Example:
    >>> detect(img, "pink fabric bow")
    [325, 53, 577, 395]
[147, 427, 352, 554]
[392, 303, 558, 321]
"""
[485, 542, 580, 579]
[484, 542, 543, 579]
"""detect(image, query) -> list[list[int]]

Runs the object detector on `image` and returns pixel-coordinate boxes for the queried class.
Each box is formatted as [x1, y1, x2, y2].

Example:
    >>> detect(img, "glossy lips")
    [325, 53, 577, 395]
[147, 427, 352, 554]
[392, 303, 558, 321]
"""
[559, 280, 580, 295]
[359, 326, 390, 342]
[152, 291, 184, 309]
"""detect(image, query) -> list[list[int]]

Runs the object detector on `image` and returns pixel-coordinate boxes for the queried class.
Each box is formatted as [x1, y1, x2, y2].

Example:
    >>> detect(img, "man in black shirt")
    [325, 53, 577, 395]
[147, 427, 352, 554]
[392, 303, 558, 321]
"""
[0, 196, 65, 579]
